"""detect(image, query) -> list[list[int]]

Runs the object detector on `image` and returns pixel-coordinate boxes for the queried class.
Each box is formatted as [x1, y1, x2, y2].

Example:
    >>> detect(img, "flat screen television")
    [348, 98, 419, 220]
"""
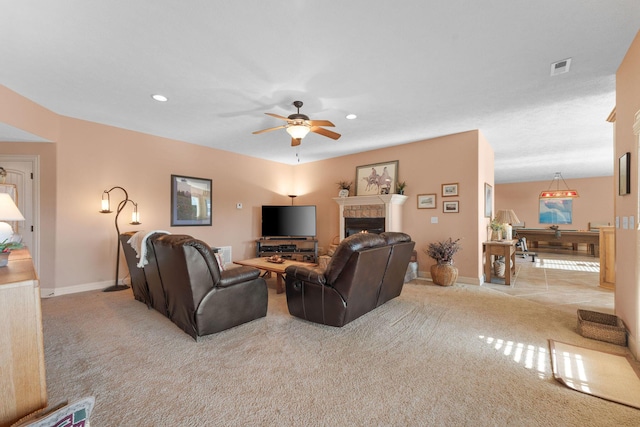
[261, 205, 316, 238]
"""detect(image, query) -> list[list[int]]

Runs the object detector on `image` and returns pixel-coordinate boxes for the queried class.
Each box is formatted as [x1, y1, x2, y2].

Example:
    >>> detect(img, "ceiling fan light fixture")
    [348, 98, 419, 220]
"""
[286, 124, 310, 139]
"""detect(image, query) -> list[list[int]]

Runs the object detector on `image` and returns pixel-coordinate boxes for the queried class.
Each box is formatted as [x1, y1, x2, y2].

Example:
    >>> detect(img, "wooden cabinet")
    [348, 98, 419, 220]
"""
[599, 226, 615, 290]
[256, 238, 318, 263]
[0, 250, 46, 427]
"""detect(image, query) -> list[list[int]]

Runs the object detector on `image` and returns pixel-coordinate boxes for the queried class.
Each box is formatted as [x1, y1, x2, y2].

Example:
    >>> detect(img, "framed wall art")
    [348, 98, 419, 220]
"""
[171, 174, 212, 226]
[539, 198, 572, 224]
[484, 183, 493, 218]
[355, 160, 399, 196]
[442, 183, 458, 197]
[417, 194, 436, 209]
[619, 152, 630, 196]
[443, 200, 459, 213]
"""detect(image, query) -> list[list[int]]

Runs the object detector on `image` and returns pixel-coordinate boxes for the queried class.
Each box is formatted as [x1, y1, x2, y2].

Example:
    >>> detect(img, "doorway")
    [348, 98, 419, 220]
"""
[0, 155, 40, 272]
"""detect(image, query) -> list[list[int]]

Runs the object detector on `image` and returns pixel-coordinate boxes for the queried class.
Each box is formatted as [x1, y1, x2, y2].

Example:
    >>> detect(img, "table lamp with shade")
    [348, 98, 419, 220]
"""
[0, 193, 25, 244]
[494, 209, 520, 240]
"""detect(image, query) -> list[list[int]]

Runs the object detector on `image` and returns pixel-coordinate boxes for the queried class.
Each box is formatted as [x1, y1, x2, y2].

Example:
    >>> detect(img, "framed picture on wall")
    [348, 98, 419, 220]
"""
[171, 174, 212, 226]
[443, 200, 459, 213]
[417, 194, 436, 209]
[484, 183, 493, 218]
[355, 160, 399, 196]
[442, 183, 458, 197]
[619, 152, 630, 196]
[539, 198, 572, 224]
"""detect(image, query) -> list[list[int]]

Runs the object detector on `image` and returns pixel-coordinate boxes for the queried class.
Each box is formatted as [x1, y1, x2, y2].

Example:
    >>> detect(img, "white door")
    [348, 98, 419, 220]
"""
[0, 156, 38, 270]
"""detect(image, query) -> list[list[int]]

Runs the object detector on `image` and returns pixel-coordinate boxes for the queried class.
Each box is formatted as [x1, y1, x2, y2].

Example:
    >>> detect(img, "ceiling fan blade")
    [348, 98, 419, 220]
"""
[307, 119, 334, 127]
[291, 138, 302, 147]
[310, 126, 341, 140]
[252, 125, 285, 135]
[265, 113, 291, 121]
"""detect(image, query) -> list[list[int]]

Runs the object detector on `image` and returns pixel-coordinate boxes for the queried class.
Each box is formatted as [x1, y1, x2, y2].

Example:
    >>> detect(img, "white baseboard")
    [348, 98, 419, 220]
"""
[41, 279, 124, 298]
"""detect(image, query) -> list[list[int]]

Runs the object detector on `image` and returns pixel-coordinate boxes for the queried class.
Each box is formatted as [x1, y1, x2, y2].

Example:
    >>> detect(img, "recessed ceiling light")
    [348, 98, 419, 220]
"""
[151, 94, 168, 102]
[346, 113, 357, 120]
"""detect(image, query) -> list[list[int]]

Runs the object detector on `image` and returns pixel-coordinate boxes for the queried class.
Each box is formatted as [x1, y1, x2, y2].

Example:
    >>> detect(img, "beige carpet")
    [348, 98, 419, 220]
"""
[41, 282, 640, 426]
[549, 340, 640, 409]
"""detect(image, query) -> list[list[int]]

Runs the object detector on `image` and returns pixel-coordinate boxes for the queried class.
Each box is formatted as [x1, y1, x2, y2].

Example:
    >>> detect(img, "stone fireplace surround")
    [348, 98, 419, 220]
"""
[333, 194, 408, 241]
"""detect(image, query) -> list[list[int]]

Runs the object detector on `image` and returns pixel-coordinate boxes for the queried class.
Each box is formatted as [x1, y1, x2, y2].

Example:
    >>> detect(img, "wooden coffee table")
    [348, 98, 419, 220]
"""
[234, 257, 317, 294]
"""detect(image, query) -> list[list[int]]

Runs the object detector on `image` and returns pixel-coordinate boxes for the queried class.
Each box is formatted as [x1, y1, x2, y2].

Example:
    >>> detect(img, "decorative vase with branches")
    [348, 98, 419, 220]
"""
[425, 238, 461, 286]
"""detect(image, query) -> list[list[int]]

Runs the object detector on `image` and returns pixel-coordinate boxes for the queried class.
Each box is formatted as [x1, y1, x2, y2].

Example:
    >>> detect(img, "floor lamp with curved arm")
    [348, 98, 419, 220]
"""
[99, 186, 141, 292]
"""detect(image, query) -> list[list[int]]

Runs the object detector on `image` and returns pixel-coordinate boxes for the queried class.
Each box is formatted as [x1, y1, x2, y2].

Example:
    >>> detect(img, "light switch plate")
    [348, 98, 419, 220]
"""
[431, 217, 438, 224]
[236, 203, 242, 209]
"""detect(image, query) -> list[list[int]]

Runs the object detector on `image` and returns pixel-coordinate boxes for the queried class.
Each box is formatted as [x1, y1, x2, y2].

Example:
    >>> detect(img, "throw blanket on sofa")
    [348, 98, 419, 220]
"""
[127, 230, 170, 268]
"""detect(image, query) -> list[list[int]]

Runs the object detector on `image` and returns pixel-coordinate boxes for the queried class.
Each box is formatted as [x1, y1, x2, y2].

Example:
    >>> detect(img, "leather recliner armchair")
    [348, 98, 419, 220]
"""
[284, 232, 415, 327]
[120, 231, 170, 316]
[148, 234, 268, 339]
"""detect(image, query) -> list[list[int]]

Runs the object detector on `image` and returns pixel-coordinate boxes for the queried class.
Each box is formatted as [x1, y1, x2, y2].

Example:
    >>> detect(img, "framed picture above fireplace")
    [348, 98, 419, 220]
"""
[355, 160, 398, 196]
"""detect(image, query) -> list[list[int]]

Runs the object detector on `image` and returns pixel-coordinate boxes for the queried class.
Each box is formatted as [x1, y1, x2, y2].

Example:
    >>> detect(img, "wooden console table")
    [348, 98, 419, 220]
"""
[483, 240, 517, 285]
[0, 249, 47, 427]
[515, 229, 600, 256]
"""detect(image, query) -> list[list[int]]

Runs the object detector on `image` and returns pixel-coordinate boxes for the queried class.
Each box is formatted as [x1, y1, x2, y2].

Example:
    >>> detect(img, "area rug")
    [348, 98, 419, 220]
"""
[549, 339, 640, 409]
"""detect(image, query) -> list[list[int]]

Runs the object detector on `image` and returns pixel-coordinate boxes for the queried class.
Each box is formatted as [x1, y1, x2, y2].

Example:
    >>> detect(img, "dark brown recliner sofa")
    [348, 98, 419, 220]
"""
[284, 232, 415, 326]
[120, 231, 170, 316]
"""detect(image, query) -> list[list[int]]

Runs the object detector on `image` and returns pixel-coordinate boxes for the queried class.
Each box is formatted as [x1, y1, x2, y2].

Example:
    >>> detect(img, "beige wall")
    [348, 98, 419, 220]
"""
[6, 79, 617, 298]
[615, 30, 640, 358]
[496, 176, 614, 230]
[296, 130, 493, 283]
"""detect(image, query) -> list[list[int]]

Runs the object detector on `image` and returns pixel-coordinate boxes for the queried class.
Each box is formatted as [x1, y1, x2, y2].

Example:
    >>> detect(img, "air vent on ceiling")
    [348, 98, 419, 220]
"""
[550, 58, 572, 76]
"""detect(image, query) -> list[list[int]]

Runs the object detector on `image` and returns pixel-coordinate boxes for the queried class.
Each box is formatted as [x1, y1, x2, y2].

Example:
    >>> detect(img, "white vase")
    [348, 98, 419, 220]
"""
[339, 189, 349, 198]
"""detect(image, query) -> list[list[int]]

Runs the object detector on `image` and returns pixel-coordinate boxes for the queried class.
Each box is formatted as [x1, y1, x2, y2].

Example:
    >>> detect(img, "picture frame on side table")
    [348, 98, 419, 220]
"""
[417, 194, 436, 209]
[355, 160, 399, 196]
[619, 152, 630, 196]
[484, 183, 493, 218]
[442, 183, 458, 197]
[171, 174, 212, 226]
[443, 200, 459, 213]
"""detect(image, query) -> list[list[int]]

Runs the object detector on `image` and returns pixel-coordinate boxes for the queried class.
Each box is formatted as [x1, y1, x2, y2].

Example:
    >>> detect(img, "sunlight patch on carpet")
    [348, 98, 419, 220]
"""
[479, 335, 548, 378]
[549, 340, 640, 410]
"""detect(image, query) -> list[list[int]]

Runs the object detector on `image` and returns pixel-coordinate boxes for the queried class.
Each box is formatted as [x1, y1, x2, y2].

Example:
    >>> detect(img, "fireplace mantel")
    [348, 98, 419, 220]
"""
[333, 194, 407, 207]
[333, 194, 408, 240]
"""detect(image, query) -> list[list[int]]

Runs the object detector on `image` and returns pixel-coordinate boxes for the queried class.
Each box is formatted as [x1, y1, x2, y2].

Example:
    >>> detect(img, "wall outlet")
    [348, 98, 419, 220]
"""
[236, 203, 242, 209]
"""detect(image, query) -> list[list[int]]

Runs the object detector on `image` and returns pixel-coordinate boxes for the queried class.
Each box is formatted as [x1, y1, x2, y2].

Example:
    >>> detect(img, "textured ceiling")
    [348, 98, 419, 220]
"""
[1, 1, 638, 183]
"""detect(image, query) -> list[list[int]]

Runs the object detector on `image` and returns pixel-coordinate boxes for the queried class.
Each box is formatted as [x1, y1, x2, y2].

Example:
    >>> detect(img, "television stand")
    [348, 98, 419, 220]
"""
[256, 238, 318, 263]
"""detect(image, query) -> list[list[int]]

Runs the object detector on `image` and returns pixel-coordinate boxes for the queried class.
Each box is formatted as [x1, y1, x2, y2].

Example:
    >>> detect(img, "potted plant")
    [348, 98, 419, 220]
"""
[396, 181, 407, 195]
[0, 238, 23, 267]
[425, 238, 461, 286]
[337, 180, 352, 197]
[490, 218, 504, 241]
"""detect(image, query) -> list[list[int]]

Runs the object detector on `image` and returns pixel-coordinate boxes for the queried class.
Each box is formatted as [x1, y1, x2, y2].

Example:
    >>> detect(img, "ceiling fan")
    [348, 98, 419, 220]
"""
[252, 101, 341, 146]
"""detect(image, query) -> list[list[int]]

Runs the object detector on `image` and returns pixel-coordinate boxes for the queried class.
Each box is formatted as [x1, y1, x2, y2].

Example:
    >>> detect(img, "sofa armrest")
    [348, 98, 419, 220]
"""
[285, 264, 326, 285]
[218, 266, 261, 288]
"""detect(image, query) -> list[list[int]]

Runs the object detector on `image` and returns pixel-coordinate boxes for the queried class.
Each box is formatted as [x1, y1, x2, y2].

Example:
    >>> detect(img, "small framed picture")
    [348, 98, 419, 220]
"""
[484, 183, 493, 218]
[442, 183, 458, 197]
[443, 200, 459, 213]
[417, 194, 436, 209]
[619, 152, 630, 196]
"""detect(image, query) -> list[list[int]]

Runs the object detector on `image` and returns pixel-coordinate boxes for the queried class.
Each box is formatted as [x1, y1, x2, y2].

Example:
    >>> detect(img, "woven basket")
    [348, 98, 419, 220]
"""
[577, 309, 627, 346]
[493, 261, 505, 278]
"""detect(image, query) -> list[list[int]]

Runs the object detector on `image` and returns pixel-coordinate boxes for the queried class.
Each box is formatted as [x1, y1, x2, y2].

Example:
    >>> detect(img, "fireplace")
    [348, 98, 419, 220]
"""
[334, 194, 408, 241]
[345, 217, 385, 237]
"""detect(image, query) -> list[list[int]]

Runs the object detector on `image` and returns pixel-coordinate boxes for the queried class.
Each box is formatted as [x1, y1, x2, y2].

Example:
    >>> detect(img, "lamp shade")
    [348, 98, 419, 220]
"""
[494, 209, 520, 225]
[0, 193, 25, 221]
[286, 124, 310, 139]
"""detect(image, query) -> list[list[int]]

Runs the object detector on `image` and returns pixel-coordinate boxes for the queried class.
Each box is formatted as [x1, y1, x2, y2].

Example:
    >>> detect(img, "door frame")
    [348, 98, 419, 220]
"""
[0, 154, 40, 273]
